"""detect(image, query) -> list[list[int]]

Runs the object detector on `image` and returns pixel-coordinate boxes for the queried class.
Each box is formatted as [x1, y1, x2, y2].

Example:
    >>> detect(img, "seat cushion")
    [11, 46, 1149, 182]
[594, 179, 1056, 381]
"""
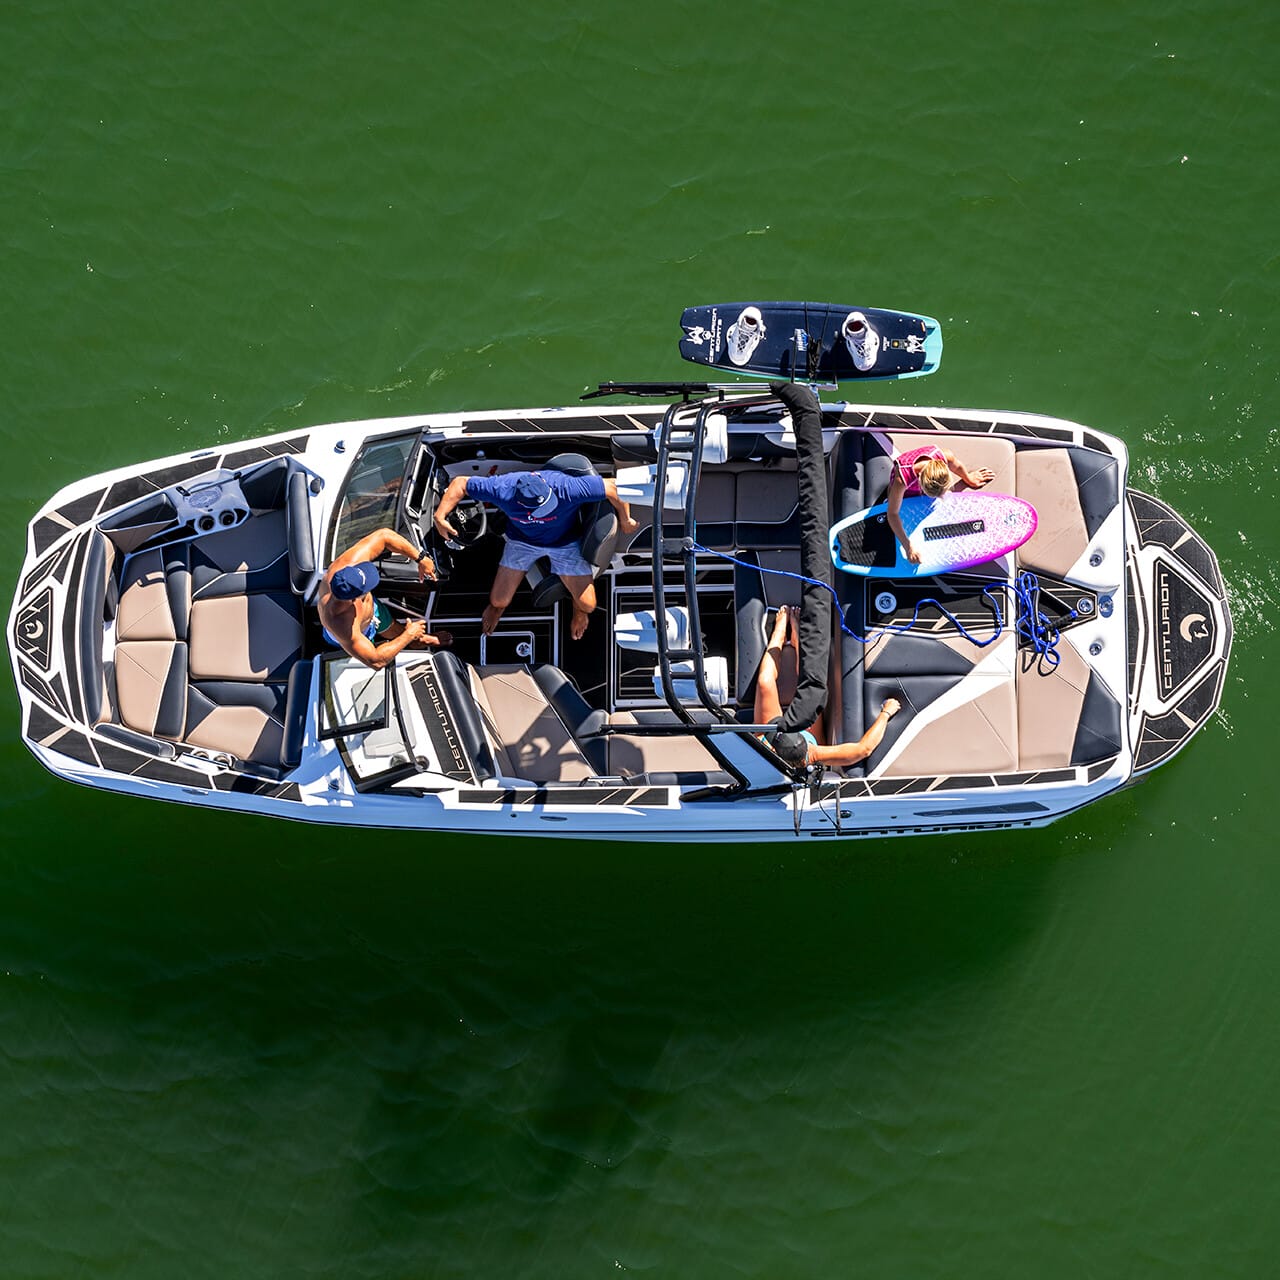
[877, 431, 1016, 503]
[1015, 448, 1089, 578]
[604, 711, 723, 780]
[116, 546, 191, 642]
[115, 640, 188, 739]
[474, 666, 594, 783]
[188, 592, 303, 682]
[190, 509, 291, 599]
[1017, 641, 1122, 769]
[862, 635, 1018, 777]
[185, 682, 287, 765]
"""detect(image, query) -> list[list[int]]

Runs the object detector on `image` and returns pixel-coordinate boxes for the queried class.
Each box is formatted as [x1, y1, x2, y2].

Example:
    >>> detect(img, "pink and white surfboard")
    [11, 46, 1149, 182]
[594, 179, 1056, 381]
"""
[830, 491, 1038, 577]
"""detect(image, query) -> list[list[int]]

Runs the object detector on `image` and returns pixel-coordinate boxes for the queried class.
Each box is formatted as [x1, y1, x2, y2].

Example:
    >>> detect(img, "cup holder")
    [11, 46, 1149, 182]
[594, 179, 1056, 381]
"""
[191, 506, 248, 538]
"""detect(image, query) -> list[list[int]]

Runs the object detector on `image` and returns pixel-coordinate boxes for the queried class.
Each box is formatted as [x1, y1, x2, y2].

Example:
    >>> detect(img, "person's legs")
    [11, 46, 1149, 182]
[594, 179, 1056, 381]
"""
[754, 606, 797, 724]
[483, 565, 525, 635]
[560, 574, 597, 640]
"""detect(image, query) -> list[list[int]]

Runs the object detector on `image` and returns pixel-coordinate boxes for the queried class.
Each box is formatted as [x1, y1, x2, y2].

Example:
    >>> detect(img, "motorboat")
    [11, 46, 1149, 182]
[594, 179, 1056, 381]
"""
[7, 378, 1232, 841]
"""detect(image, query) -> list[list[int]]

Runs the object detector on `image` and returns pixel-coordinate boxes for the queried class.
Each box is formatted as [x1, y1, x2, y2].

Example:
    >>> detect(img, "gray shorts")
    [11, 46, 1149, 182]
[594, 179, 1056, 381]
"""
[500, 536, 593, 578]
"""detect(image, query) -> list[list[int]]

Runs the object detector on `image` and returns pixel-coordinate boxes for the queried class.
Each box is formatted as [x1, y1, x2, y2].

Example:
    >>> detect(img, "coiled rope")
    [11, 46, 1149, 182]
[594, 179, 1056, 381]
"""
[690, 541, 1067, 668]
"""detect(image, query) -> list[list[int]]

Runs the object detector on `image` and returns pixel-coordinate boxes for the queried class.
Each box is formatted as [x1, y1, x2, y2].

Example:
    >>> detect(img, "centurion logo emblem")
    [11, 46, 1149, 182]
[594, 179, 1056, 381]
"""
[1180, 613, 1209, 642]
[1154, 560, 1214, 700]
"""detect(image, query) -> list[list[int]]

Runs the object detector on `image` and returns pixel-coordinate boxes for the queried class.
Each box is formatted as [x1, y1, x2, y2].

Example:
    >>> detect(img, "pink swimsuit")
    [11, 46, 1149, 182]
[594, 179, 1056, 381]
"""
[892, 444, 947, 497]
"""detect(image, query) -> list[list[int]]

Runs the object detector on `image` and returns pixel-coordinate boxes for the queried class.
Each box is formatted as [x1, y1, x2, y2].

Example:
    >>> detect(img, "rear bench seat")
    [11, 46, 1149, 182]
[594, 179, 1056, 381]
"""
[828, 428, 1020, 778]
[827, 427, 1123, 776]
[108, 461, 311, 771]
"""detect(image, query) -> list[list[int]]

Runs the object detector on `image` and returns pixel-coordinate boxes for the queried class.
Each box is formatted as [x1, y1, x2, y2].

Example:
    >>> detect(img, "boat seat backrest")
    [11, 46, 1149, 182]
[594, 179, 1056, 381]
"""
[732, 550, 804, 706]
[732, 467, 802, 549]
[115, 545, 192, 643]
[628, 462, 801, 554]
[189, 509, 291, 599]
[75, 530, 118, 727]
[469, 664, 596, 783]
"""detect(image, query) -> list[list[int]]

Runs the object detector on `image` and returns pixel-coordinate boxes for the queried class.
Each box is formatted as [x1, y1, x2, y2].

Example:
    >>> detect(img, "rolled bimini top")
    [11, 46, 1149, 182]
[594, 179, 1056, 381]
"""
[770, 381, 832, 736]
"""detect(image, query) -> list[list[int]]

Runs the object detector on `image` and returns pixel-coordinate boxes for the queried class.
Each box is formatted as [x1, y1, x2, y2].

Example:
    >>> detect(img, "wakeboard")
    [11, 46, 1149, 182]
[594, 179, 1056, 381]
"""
[830, 491, 1038, 577]
[678, 300, 942, 383]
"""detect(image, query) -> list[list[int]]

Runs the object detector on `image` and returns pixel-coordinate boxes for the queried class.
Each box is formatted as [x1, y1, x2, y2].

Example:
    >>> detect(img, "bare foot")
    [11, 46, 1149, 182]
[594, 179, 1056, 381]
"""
[787, 606, 801, 648]
[570, 608, 591, 640]
[427, 629, 453, 648]
[767, 605, 790, 650]
[481, 605, 504, 635]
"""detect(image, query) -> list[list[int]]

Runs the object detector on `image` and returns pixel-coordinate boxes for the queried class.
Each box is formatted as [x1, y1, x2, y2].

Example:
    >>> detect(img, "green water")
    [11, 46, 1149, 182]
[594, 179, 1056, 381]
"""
[3, 2, 1278, 1275]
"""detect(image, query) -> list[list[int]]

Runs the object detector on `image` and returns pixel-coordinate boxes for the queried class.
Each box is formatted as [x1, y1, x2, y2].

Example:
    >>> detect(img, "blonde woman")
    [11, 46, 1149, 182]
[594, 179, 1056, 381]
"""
[887, 444, 996, 565]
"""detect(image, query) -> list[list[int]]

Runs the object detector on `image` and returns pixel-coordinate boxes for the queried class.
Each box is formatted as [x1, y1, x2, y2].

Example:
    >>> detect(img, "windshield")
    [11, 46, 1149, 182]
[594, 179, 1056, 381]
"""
[326, 432, 417, 561]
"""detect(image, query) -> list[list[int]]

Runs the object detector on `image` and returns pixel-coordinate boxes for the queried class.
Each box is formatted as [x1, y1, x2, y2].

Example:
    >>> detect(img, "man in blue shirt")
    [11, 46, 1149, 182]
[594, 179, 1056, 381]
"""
[433, 469, 638, 639]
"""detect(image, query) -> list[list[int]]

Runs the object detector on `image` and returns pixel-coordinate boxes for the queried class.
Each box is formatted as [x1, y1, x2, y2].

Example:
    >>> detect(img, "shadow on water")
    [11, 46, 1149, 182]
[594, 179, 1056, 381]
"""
[1, 782, 1143, 1270]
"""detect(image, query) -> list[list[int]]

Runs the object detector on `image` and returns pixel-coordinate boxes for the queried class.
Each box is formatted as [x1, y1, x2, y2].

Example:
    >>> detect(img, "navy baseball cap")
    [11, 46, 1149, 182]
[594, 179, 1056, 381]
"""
[513, 472, 558, 516]
[330, 561, 381, 600]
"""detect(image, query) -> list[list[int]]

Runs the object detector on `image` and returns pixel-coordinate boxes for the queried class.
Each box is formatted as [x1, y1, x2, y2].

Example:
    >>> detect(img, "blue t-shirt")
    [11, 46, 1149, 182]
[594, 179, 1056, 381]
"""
[466, 471, 606, 547]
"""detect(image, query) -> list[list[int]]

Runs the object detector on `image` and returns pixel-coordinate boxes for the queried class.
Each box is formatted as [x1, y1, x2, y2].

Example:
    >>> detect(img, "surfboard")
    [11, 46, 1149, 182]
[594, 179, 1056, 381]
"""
[830, 492, 1038, 577]
[678, 300, 942, 383]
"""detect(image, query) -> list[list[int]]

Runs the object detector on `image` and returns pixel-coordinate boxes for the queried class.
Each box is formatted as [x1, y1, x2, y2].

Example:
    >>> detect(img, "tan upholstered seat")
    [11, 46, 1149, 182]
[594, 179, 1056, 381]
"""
[116, 549, 181, 642]
[105, 480, 307, 773]
[469, 666, 595, 783]
[1015, 448, 1089, 578]
[115, 640, 187, 739]
[188, 593, 303, 683]
[879, 431, 1017, 500]
[184, 693, 284, 764]
[868, 635, 1019, 778]
[603, 711, 723, 779]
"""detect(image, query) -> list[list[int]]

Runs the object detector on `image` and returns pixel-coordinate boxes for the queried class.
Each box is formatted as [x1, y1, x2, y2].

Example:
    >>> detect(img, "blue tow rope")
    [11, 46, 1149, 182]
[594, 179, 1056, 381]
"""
[691, 541, 1067, 668]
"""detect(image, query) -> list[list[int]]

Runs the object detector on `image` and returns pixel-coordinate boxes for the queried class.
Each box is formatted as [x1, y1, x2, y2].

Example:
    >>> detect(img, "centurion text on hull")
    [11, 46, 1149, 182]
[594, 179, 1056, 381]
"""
[8, 380, 1230, 842]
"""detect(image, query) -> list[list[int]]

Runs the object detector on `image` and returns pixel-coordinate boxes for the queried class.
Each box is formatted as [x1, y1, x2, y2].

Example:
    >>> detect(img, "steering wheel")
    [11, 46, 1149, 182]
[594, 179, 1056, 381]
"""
[446, 498, 489, 548]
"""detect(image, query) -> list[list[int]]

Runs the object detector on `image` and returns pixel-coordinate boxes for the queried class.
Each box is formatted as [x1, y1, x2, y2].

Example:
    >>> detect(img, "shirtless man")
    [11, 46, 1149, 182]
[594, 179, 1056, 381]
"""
[317, 527, 451, 670]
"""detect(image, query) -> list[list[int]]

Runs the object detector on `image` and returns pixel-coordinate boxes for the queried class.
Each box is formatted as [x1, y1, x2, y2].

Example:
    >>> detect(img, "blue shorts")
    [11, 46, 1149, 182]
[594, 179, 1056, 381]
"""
[500, 536, 592, 578]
